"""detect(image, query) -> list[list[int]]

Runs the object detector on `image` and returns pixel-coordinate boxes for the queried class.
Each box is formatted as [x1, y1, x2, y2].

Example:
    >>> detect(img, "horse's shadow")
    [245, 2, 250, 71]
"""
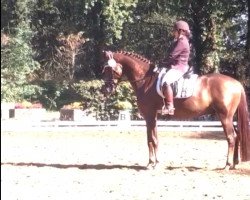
[3, 162, 248, 174]
[2, 162, 147, 171]
[165, 165, 204, 171]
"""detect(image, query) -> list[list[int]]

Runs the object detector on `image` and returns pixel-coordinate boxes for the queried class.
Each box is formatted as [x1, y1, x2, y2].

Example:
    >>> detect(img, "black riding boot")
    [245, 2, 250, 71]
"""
[162, 84, 175, 115]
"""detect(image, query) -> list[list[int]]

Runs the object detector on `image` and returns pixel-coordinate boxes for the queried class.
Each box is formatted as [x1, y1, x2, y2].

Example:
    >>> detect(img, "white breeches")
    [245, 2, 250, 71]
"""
[162, 69, 184, 85]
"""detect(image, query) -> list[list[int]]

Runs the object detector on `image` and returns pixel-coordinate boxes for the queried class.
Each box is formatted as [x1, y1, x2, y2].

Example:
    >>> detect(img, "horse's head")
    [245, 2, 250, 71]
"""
[100, 51, 123, 96]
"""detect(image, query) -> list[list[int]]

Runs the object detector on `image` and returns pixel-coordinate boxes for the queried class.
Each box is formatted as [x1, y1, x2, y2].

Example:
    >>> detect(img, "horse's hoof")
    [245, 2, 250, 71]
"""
[230, 165, 236, 170]
[146, 160, 160, 170]
[224, 165, 235, 171]
[234, 159, 239, 165]
[146, 165, 155, 170]
[146, 162, 156, 170]
[146, 164, 155, 170]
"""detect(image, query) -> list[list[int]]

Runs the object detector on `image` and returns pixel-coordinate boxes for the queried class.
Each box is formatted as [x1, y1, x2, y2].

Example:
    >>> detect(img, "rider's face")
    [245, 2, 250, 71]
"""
[172, 29, 179, 39]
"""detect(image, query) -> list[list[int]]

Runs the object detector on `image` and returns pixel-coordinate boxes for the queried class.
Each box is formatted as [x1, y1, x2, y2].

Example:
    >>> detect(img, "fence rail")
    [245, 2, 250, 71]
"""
[2, 120, 241, 132]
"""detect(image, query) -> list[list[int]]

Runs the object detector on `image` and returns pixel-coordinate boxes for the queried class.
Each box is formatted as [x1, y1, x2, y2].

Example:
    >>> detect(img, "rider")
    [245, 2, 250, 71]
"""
[160, 20, 191, 115]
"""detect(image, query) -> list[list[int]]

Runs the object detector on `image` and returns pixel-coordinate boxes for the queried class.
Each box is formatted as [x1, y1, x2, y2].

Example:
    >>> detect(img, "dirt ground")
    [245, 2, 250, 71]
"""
[1, 129, 250, 200]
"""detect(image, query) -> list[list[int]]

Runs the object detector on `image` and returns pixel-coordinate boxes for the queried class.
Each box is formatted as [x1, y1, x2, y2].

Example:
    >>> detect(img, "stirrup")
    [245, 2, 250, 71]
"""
[162, 106, 175, 115]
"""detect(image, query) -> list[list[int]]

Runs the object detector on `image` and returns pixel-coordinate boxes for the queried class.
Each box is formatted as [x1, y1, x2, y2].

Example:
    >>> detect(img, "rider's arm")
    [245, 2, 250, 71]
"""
[163, 37, 189, 67]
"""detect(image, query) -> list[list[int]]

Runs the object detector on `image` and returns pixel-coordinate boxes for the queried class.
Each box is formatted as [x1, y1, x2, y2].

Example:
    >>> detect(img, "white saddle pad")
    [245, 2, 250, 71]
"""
[156, 70, 198, 99]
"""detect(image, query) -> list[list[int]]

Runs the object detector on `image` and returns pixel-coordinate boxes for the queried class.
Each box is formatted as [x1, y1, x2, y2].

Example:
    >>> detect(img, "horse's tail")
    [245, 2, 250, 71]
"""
[237, 87, 250, 161]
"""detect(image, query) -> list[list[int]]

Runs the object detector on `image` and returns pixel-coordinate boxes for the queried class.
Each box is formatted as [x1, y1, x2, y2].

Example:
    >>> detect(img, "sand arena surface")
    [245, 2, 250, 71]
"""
[1, 130, 250, 200]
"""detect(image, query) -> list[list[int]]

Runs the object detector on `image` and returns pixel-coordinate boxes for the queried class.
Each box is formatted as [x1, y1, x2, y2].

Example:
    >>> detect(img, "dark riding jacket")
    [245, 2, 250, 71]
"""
[163, 35, 190, 73]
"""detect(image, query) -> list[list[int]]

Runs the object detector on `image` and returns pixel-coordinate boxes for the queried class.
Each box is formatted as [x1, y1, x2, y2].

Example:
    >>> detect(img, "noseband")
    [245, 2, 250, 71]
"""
[102, 52, 122, 85]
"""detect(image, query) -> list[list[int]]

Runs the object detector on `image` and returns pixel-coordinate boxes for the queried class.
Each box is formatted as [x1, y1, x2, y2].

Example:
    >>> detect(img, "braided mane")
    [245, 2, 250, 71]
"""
[116, 50, 151, 64]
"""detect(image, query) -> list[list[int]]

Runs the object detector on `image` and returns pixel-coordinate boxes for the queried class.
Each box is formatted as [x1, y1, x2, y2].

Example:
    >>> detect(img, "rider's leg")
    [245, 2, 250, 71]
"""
[161, 68, 184, 115]
[162, 83, 175, 115]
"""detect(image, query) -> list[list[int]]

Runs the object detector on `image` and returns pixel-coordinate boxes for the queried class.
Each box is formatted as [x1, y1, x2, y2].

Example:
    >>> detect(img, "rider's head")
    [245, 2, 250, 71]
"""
[173, 20, 191, 39]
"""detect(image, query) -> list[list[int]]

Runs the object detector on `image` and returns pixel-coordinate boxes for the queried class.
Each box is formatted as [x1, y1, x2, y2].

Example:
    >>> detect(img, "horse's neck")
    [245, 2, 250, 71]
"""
[118, 55, 150, 81]
[114, 52, 152, 90]
[125, 63, 154, 91]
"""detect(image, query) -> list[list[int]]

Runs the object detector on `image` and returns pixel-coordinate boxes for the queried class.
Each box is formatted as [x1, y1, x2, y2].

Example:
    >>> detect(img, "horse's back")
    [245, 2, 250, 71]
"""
[201, 73, 242, 93]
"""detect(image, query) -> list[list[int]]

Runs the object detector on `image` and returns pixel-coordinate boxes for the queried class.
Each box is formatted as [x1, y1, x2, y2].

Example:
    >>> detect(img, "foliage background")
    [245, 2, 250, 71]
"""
[1, 0, 250, 119]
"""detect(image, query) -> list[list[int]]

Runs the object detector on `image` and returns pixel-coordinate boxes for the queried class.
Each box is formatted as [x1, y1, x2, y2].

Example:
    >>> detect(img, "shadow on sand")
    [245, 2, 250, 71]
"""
[166, 165, 204, 171]
[183, 131, 226, 140]
[2, 162, 249, 175]
[1, 162, 147, 171]
[165, 165, 250, 175]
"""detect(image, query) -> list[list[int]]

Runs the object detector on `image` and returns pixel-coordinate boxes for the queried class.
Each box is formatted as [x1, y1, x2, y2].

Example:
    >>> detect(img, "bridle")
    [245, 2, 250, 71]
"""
[102, 51, 123, 86]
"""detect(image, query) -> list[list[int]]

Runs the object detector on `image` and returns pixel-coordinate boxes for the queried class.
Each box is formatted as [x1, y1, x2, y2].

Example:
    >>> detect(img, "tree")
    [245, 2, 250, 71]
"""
[247, 0, 250, 60]
[1, 0, 40, 102]
[53, 32, 87, 81]
[1, 0, 249, 107]
[245, 0, 250, 89]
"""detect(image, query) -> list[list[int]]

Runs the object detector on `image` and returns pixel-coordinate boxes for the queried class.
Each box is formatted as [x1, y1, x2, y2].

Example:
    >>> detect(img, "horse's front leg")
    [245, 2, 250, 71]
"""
[146, 117, 159, 169]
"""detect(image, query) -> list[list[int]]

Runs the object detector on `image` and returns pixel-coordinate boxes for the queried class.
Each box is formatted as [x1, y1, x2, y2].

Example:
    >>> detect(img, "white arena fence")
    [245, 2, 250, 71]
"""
[1, 120, 241, 132]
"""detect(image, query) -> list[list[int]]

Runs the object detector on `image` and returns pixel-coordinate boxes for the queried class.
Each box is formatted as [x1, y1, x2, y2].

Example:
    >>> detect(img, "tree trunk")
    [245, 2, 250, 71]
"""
[191, 1, 219, 75]
[246, 0, 250, 99]
[89, 2, 106, 78]
[247, 0, 250, 60]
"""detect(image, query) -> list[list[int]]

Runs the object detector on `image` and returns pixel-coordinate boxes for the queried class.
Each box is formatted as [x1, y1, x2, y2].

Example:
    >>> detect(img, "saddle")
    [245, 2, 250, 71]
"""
[156, 67, 198, 99]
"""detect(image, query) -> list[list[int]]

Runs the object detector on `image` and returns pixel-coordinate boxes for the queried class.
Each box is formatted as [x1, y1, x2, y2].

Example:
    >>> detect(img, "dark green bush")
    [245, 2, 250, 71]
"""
[72, 80, 138, 120]
[36, 79, 139, 120]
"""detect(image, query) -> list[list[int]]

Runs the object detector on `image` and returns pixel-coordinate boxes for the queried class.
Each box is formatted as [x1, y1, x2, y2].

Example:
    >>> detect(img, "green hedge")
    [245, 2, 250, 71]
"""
[71, 80, 138, 120]
[37, 79, 139, 120]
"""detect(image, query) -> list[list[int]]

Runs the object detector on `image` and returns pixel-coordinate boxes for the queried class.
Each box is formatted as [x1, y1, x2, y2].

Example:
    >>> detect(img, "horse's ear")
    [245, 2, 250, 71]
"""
[104, 51, 114, 59]
[102, 50, 109, 58]
[100, 51, 107, 60]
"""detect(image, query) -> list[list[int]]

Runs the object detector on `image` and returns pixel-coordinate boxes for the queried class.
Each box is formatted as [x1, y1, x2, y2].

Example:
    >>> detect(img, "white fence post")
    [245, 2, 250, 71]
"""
[1, 102, 15, 120]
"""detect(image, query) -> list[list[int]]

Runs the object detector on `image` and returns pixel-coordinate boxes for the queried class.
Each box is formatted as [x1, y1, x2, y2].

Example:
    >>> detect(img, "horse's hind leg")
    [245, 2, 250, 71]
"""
[220, 116, 237, 169]
[233, 127, 240, 166]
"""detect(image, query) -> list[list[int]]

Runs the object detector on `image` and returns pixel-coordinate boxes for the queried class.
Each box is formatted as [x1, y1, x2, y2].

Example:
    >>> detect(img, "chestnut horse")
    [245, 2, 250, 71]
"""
[100, 50, 250, 169]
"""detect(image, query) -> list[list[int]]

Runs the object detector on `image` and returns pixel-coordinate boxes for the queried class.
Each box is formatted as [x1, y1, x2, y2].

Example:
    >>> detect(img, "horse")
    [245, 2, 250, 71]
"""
[100, 50, 250, 170]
